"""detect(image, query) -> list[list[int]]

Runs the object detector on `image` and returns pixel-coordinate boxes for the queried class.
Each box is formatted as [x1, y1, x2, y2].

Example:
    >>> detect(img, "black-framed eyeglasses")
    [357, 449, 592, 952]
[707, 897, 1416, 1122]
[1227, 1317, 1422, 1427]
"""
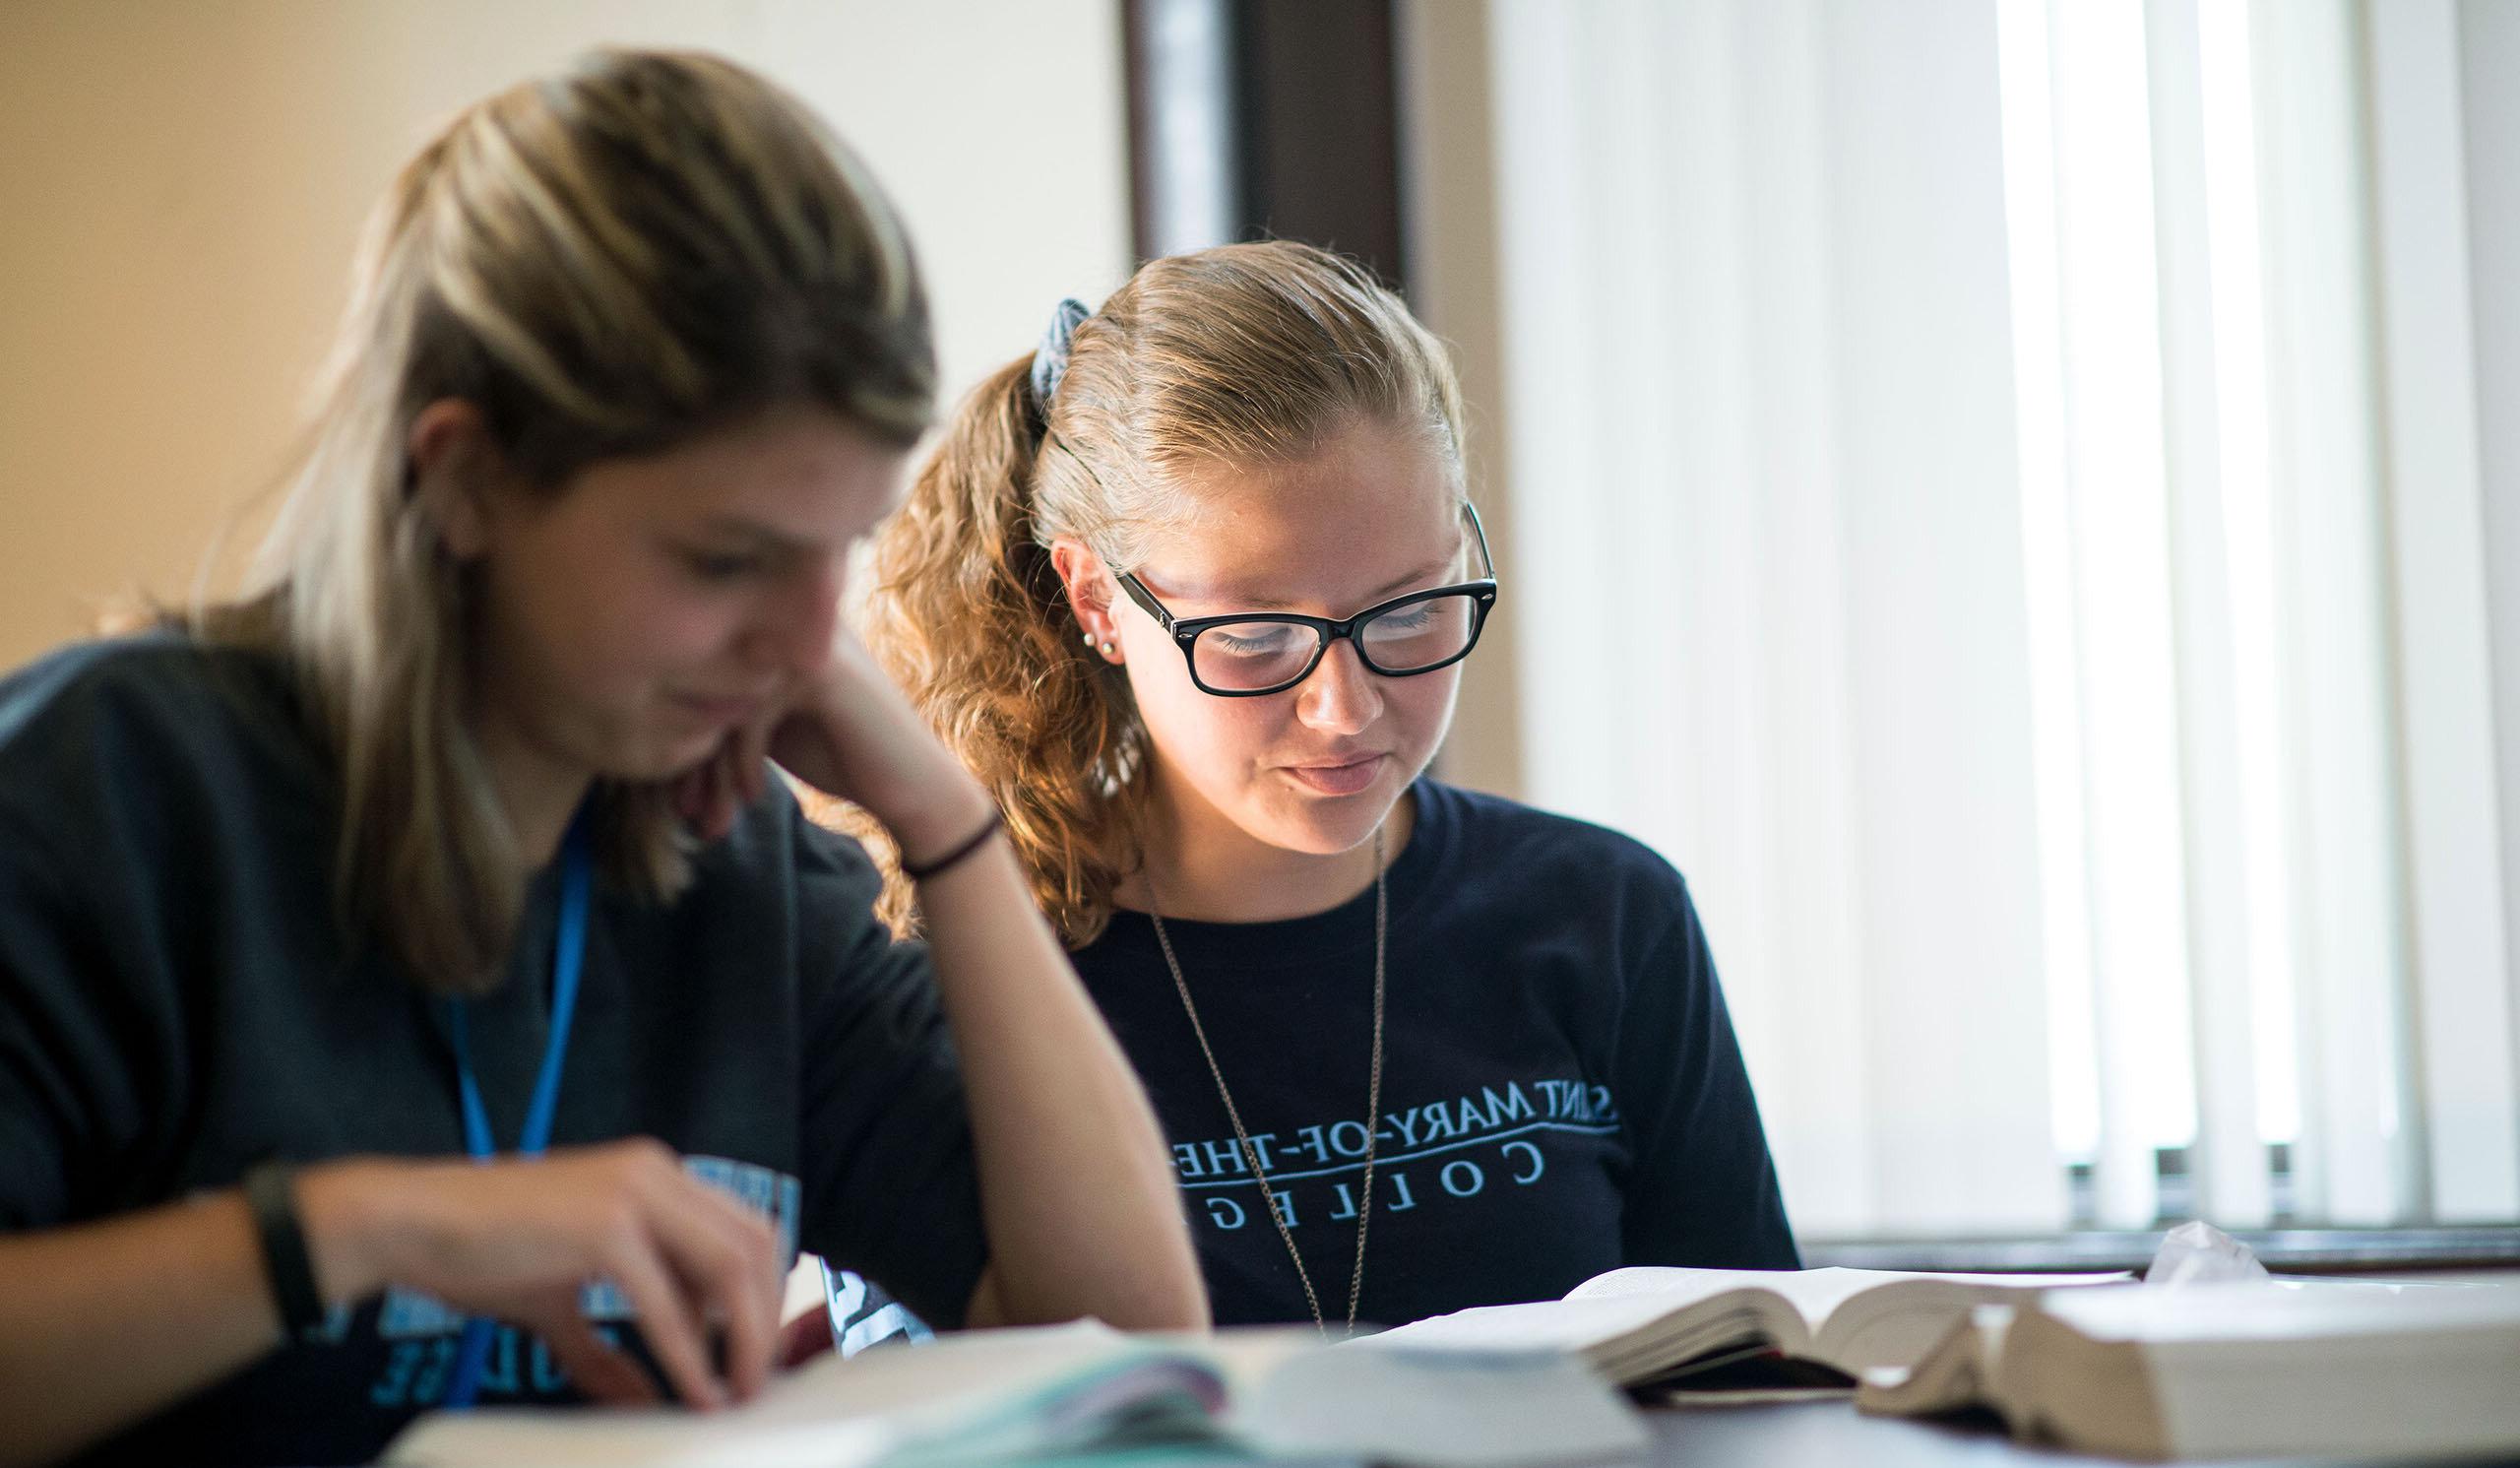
[1114, 503, 1500, 698]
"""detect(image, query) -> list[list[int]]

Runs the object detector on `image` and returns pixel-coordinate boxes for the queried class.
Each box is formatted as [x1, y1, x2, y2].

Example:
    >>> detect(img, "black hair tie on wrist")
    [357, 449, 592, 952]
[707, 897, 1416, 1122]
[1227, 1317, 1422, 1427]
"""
[903, 808, 1006, 883]
[243, 1160, 328, 1342]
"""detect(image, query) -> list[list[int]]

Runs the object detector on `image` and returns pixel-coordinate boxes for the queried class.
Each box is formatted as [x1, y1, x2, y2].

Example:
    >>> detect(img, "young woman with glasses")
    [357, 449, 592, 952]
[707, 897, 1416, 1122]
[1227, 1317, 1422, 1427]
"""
[0, 51, 1203, 1467]
[856, 240, 1798, 1337]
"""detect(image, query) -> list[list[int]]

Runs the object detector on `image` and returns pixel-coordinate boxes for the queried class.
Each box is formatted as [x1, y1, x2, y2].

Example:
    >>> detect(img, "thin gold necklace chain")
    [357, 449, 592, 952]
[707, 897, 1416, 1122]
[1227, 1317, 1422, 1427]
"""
[1147, 825, 1386, 1340]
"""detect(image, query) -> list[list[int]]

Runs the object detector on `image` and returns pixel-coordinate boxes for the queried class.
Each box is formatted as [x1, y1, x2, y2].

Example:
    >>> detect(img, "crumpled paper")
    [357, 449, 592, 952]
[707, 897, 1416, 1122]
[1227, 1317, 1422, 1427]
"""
[2145, 1219, 2272, 1286]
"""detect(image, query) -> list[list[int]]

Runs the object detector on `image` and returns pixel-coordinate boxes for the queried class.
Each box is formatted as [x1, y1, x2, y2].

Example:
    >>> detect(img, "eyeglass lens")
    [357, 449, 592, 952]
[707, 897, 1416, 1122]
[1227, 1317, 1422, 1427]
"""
[1188, 592, 1481, 692]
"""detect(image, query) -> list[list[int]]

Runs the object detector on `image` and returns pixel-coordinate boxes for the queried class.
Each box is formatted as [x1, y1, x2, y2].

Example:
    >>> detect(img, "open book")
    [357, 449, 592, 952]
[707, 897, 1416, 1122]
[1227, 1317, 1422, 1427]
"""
[1366, 1266, 2129, 1388]
[383, 1319, 1650, 1468]
[1858, 1277, 2520, 1461]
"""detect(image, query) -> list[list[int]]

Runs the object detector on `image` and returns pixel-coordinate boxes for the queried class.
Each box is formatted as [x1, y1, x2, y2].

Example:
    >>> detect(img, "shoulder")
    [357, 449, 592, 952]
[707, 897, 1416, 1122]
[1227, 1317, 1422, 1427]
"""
[1407, 780, 1713, 1011]
[1414, 779, 1695, 913]
[0, 635, 330, 1048]
[0, 631, 306, 768]
[0, 632, 319, 843]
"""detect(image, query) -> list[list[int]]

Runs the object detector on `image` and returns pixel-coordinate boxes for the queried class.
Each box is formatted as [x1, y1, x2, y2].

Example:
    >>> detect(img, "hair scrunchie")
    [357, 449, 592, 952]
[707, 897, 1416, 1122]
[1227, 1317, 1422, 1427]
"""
[1029, 297, 1092, 411]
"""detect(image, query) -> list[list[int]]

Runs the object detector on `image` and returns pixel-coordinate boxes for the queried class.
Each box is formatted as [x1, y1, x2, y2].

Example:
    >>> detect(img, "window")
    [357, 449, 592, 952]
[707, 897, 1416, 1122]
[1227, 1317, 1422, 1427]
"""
[1444, 0, 2520, 1238]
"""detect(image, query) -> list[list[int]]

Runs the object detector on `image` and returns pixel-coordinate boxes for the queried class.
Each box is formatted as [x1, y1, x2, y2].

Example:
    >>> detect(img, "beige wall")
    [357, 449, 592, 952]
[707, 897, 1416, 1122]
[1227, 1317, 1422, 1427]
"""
[0, 0, 1132, 669]
[1400, 0, 1524, 799]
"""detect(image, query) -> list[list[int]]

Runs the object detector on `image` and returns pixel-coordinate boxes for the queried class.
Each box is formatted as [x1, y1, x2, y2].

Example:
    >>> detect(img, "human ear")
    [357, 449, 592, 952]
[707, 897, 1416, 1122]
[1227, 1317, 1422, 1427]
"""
[406, 399, 503, 560]
[1049, 538, 1124, 663]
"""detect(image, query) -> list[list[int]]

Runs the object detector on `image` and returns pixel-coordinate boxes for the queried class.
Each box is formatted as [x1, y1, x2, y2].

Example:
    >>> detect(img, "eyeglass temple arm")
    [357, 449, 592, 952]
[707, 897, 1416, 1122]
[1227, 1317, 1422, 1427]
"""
[1464, 501, 1497, 580]
[1115, 572, 1175, 631]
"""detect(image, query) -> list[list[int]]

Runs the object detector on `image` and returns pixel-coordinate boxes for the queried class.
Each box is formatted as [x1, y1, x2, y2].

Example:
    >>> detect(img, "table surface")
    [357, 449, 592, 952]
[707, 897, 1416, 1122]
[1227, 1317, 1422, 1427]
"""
[1631, 1399, 2520, 1468]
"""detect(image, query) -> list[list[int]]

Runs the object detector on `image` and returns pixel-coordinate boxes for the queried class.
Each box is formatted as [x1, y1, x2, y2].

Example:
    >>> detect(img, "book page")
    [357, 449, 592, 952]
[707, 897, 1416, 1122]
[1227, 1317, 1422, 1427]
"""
[1852, 1305, 2013, 1415]
[383, 1403, 896, 1468]
[2107, 1283, 2520, 1462]
[1573, 1266, 2124, 1332]
[1812, 1272, 2129, 1374]
[1865, 1282, 2520, 1463]
[788, 1319, 1138, 1419]
[384, 1320, 1147, 1468]
[2035, 1275, 2520, 1343]
[1362, 1290, 1813, 1390]
[1361, 1293, 1711, 1354]
[1567, 1267, 1873, 1333]
[1250, 1343, 1651, 1467]
[388, 1322, 1650, 1468]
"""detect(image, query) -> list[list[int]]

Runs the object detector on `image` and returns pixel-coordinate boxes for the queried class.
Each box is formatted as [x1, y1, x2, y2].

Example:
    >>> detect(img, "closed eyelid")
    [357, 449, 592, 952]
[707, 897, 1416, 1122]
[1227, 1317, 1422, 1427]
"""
[688, 514, 840, 564]
[677, 539, 801, 576]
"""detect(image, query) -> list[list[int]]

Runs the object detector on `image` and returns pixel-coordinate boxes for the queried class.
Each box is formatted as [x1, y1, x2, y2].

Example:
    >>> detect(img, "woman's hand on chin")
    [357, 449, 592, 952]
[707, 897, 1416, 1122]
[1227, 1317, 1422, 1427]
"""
[672, 711, 776, 844]
[673, 629, 992, 859]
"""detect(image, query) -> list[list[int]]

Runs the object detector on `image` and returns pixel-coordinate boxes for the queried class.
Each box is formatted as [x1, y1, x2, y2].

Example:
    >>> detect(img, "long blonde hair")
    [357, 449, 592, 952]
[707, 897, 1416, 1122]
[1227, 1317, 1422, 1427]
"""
[199, 49, 933, 995]
[858, 241, 1466, 946]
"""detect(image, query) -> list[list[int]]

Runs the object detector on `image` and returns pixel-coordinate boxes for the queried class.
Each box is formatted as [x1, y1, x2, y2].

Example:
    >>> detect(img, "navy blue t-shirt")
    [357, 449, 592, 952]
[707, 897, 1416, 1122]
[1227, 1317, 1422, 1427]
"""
[1072, 780, 1797, 1328]
[0, 636, 989, 1465]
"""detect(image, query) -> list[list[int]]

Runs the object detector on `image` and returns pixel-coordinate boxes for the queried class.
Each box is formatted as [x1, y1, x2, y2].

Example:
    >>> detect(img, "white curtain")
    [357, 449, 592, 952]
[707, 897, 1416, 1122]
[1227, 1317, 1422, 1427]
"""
[1472, 0, 2520, 1238]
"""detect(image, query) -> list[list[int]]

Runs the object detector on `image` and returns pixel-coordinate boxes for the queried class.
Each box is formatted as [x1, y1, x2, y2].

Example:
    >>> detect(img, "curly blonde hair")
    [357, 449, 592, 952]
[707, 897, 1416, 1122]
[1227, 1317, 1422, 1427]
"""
[854, 240, 1467, 946]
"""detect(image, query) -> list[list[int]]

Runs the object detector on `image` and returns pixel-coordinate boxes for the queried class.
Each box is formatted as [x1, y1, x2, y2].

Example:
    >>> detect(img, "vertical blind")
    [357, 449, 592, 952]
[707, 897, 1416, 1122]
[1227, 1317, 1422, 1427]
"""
[1475, 0, 2520, 1238]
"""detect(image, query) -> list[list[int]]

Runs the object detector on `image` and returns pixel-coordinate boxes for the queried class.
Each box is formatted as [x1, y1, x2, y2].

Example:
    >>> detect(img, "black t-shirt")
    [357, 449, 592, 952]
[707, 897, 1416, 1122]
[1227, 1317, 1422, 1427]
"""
[1073, 779, 1797, 1328]
[0, 635, 988, 1465]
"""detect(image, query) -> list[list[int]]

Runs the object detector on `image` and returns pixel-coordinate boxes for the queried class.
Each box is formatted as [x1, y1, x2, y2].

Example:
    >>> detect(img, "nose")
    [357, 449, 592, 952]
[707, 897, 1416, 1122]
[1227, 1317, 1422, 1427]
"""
[1294, 637, 1382, 736]
[737, 555, 844, 680]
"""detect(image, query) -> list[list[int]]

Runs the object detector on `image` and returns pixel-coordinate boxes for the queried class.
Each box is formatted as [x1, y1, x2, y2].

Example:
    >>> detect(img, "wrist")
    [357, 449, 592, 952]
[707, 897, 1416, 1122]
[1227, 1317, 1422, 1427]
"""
[903, 806, 1006, 882]
[293, 1158, 396, 1308]
[883, 779, 996, 866]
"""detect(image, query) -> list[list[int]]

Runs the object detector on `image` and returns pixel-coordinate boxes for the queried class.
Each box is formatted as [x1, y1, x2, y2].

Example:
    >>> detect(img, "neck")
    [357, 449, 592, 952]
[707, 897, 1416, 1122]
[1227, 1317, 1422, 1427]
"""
[1124, 775, 1414, 924]
[468, 702, 593, 871]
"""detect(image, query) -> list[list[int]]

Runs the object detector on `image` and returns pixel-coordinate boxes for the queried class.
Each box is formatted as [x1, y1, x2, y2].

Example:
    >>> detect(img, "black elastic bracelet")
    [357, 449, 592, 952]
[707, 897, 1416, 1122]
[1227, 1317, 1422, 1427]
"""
[242, 1160, 328, 1342]
[903, 807, 1005, 882]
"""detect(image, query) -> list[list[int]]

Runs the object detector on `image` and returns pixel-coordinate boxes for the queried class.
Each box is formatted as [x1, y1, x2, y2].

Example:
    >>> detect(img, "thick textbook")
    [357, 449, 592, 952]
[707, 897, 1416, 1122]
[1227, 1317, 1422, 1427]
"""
[1857, 1277, 2520, 1461]
[382, 1319, 1649, 1468]
[1366, 1266, 2129, 1387]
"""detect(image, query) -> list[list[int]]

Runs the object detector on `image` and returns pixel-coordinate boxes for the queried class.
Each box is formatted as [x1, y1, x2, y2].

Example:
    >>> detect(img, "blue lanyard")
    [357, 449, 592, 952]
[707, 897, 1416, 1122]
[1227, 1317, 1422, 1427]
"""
[442, 810, 595, 1410]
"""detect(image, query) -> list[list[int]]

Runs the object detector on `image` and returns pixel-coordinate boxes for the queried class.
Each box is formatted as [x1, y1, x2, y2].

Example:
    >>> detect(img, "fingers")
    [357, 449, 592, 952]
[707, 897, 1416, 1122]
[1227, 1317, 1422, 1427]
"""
[638, 1174, 783, 1405]
[355, 1143, 789, 1412]
[673, 720, 777, 844]
[671, 734, 740, 843]
[566, 1145, 780, 1410]
[597, 1211, 726, 1410]
[523, 1304, 660, 1407]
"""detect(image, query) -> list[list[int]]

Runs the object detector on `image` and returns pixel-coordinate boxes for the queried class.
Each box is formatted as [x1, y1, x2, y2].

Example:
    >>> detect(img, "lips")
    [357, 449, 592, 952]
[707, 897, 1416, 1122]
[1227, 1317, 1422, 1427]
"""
[1280, 753, 1387, 796]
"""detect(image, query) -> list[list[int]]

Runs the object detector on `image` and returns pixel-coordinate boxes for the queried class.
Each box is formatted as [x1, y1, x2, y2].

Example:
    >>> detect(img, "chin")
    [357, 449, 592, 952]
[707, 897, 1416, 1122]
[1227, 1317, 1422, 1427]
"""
[603, 727, 719, 784]
[1248, 783, 1400, 855]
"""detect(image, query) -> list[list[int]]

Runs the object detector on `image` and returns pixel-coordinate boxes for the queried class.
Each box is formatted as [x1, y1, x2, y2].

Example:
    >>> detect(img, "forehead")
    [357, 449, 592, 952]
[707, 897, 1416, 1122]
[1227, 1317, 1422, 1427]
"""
[1144, 419, 1462, 609]
[567, 404, 905, 542]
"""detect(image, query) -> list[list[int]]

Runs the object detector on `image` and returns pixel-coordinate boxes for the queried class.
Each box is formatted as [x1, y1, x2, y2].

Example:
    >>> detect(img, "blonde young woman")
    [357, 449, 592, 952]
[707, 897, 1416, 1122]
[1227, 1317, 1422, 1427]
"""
[860, 241, 1796, 1336]
[0, 51, 1201, 1468]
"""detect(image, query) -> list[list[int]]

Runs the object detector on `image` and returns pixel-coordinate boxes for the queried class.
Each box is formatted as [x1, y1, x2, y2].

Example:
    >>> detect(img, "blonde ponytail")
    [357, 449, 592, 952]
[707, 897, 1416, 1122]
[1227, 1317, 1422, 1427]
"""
[859, 241, 1468, 947]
